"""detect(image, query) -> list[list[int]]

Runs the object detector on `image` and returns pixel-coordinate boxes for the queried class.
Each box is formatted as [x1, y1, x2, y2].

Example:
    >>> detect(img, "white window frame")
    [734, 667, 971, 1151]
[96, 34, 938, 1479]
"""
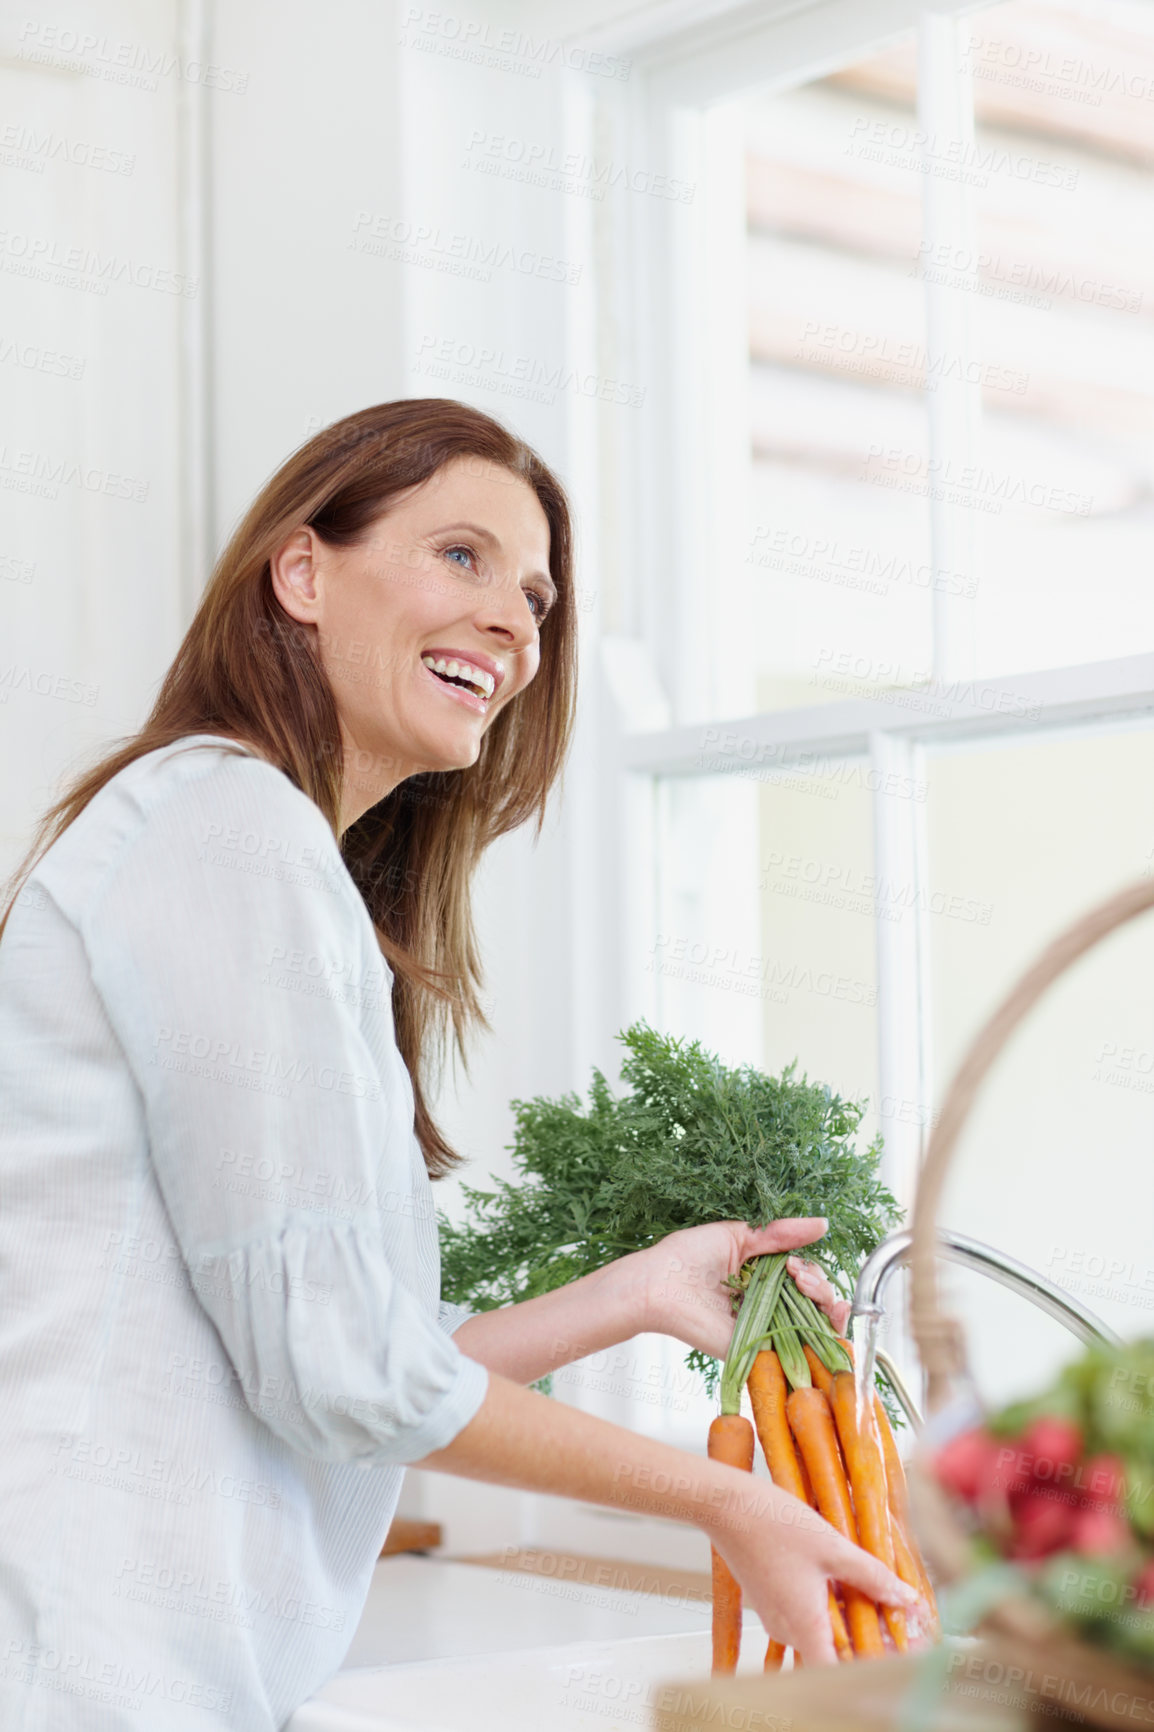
[472, 0, 1154, 1573]
[567, 0, 1154, 1218]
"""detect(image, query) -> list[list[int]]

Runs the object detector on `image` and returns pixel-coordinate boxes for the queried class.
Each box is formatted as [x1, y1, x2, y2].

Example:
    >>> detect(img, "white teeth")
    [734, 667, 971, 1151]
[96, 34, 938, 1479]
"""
[420, 654, 495, 698]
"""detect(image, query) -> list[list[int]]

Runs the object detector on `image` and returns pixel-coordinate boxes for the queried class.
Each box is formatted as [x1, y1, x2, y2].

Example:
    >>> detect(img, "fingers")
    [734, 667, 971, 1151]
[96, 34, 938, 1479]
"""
[904, 1600, 936, 1646]
[791, 1605, 838, 1668]
[743, 1217, 828, 1254]
[786, 1254, 833, 1298]
[830, 1540, 920, 1613]
[786, 1257, 851, 1333]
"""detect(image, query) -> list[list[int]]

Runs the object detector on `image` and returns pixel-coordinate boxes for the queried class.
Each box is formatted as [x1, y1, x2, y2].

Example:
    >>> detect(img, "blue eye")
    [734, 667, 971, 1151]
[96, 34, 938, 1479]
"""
[442, 543, 551, 622]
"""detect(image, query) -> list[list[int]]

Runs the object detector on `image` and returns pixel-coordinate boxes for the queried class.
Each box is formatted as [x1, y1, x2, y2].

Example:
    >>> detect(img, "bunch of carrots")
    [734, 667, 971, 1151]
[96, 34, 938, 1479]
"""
[708, 1254, 939, 1672]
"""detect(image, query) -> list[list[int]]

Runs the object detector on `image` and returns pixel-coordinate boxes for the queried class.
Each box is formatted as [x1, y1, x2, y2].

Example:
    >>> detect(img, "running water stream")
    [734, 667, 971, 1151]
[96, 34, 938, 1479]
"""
[851, 1306, 881, 1432]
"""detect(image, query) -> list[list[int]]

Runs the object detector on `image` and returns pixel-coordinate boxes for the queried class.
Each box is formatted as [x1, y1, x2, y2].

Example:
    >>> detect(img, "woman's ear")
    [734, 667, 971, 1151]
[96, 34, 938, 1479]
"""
[270, 527, 323, 624]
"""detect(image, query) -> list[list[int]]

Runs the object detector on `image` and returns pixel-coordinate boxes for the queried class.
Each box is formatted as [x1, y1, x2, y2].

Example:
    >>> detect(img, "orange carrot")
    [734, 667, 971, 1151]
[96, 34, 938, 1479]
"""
[874, 1397, 910, 1529]
[796, 1444, 816, 1507]
[764, 1638, 786, 1670]
[837, 1335, 939, 1639]
[748, 1351, 807, 1502]
[875, 1400, 939, 1638]
[829, 1590, 852, 1662]
[708, 1413, 755, 1674]
[891, 1520, 925, 1620]
[802, 1344, 833, 1396]
[785, 1387, 885, 1658]
[748, 1350, 847, 1662]
[829, 1372, 906, 1652]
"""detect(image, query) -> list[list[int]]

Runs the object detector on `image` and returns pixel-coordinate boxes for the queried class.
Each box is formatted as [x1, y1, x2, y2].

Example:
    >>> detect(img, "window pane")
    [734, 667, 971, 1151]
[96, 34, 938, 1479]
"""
[925, 724, 1154, 1407]
[653, 765, 880, 1123]
[841, 0, 1154, 676]
[966, 0, 1154, 672]
[740, 39, 933, 714]
[631, 760, 881, 1448]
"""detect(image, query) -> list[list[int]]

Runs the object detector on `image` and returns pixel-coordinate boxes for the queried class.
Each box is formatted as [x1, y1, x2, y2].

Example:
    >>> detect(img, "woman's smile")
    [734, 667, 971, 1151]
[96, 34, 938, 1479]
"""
[420, 660, 489, 716]
[419, 645, 505, 713]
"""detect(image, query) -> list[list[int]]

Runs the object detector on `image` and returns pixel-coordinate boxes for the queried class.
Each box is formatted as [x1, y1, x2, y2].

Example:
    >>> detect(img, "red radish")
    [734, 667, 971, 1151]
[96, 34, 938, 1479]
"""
[1009, 1492, 1073, 1560]
[1070, 1506, 1130, 1555]
[1020, 1416, 1082, 1477]
[934, 1428, 1002, 1503]
[1080, 1454, 1127, 1514]
[979, 1439, 1034, 1506]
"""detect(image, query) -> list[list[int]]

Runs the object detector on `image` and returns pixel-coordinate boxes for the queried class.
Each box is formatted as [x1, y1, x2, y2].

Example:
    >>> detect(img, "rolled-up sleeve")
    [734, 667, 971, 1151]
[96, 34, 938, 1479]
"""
[437, 1299, 476, 1337]
[78, 750, 489, 1466]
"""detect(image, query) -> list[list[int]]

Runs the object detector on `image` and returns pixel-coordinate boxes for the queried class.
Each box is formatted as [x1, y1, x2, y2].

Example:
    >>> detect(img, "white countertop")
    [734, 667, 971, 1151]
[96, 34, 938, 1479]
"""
[286, 1555, 768, 1732]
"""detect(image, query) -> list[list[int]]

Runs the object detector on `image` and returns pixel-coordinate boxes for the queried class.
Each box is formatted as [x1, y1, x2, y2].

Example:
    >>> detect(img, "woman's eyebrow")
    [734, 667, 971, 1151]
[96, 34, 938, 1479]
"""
[436, 520, 557, 600]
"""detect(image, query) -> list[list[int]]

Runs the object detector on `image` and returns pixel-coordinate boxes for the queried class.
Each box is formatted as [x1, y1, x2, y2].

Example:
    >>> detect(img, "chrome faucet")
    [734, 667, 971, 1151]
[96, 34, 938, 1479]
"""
[850, 1228, 1122, 1431]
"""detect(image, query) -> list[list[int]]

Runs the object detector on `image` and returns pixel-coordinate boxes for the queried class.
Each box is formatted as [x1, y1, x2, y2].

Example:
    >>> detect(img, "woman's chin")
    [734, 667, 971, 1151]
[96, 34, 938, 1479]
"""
[411, 733, 484, 777]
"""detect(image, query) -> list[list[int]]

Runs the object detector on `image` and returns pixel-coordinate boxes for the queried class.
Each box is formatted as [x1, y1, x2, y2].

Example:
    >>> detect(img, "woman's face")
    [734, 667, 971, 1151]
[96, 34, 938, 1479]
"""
[270, 454, 555, 826]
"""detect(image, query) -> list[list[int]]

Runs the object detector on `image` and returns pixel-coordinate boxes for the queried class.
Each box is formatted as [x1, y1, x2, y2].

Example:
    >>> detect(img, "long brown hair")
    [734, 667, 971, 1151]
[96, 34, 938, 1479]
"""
[0, 400, 578, 1176]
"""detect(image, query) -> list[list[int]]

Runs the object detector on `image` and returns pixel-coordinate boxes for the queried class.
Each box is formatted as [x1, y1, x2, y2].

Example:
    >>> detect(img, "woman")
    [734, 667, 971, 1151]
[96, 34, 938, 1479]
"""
[0, 400, 916, 1730]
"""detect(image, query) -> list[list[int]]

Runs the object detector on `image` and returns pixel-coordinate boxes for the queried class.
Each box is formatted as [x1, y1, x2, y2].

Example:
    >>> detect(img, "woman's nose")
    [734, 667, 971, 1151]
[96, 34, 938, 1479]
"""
[475, 578, 539, 650]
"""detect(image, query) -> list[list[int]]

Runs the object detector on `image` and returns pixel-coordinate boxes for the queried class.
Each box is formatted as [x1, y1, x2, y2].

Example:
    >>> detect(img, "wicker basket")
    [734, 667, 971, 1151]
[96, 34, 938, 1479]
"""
[907, 875, 1154, 1731]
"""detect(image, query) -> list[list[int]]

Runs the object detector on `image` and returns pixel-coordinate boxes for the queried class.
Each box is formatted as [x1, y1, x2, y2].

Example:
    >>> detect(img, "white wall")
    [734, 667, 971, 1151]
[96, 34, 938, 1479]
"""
[0, 0, 638, 1560]
[0, 0, 189, 864]
[207, 2, 407, 534]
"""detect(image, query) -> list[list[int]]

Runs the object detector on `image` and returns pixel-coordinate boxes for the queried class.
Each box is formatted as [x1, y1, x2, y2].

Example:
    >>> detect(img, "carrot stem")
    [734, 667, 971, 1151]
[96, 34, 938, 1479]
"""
[780, 1281, 852, 1375]
[771, 1322, 810, 1390]
[720, 1255, 788, 1412]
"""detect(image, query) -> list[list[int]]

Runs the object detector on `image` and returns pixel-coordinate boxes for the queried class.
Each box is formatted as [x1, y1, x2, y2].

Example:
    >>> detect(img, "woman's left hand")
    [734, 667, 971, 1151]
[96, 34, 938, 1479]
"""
[629, 1218, 851, 1357]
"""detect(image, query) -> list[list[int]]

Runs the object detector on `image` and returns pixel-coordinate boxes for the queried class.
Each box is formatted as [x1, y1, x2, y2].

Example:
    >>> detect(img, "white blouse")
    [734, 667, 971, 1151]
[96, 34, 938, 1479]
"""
[0, 734, 489, 1730]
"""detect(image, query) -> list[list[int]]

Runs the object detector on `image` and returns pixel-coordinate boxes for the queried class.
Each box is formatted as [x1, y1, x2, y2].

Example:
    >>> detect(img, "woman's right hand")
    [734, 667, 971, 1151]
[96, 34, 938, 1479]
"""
[416, 1370, 922, 1666]
[703, 1476, 921, 1665]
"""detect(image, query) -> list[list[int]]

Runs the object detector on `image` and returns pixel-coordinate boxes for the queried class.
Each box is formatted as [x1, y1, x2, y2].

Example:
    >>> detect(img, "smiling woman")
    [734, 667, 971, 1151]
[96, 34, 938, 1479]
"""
[3, 400, 579, 1178]
[0, 399, 914, 1732]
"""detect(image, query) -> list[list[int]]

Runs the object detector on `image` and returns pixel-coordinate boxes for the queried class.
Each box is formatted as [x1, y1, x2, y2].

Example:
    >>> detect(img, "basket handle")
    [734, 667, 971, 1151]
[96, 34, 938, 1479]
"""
[910, 875, 1154, 1414]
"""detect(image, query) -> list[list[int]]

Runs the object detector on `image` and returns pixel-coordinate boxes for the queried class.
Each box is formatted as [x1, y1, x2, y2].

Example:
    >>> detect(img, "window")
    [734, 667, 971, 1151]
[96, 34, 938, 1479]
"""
[745, 46, 934, 711]
[576, 0, 1154, 1468]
